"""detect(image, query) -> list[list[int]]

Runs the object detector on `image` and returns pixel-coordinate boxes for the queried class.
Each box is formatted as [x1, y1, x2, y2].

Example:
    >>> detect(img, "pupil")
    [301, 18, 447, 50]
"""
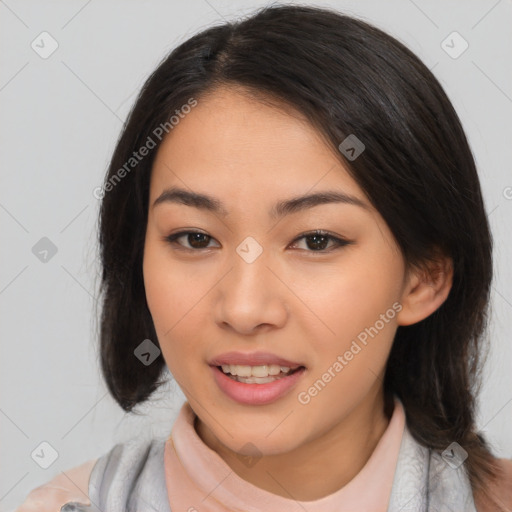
[189, 233, 209, 248]
[307, 234, 328, 250]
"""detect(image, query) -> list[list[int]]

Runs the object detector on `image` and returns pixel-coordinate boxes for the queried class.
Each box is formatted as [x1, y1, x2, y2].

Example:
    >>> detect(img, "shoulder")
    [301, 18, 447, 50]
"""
[15, 458, 97, 512]
[88, 435, 162, 486]
[16, 436, 165, 512]
[87, 436, 168, 510]
[474, 458, 512, 512]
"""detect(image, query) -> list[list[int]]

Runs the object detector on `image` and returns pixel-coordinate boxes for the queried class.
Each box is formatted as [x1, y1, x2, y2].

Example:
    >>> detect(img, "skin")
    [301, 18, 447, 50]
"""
[142, 85, 453, 501]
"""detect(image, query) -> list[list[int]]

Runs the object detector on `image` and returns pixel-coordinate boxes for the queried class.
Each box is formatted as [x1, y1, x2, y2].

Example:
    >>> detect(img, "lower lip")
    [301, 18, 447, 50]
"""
[210, 365, 306, 405]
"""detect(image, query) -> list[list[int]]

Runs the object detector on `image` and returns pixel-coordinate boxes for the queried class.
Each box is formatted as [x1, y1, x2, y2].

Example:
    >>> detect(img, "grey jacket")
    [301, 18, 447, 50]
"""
[61, 422, 477, 512]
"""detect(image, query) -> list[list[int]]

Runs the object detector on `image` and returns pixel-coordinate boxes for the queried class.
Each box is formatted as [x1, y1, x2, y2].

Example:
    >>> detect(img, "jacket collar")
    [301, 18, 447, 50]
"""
[388, 417, 477, 511]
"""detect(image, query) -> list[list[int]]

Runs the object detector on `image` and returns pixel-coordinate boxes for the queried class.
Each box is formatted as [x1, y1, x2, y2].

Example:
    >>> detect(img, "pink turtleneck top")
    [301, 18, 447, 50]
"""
[164, 396, 406, 511]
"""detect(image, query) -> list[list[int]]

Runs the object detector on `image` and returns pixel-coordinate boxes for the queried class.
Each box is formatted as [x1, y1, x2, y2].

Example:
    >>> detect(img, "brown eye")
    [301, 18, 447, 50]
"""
[164, 229, 351, 253]
[289, 230, 351, 252]
[165, 231, 218, 250]
[303, 233, 331, 251]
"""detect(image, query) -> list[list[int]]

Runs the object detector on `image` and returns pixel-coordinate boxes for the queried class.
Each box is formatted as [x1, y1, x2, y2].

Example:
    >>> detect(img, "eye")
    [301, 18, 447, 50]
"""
[164, 229, 351, 253]
[288, 230, 351, 252]
[164, 230, 219, 251]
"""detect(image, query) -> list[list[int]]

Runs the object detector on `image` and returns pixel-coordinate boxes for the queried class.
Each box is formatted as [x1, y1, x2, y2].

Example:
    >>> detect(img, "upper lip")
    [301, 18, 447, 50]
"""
[209, 351, 304, 369]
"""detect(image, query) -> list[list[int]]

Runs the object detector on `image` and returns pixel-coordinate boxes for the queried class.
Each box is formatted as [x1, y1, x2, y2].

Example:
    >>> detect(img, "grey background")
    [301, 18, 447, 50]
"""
[1, 0, 511, 510]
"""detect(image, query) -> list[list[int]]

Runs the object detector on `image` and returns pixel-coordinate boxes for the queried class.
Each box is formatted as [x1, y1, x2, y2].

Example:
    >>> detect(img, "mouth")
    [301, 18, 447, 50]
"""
[215, 364, 305, 384]
[209, 363, 307, 405]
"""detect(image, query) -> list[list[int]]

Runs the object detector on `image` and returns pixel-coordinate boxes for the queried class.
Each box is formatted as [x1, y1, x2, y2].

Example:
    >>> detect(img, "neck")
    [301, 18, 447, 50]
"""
[195, 385, 394, 501]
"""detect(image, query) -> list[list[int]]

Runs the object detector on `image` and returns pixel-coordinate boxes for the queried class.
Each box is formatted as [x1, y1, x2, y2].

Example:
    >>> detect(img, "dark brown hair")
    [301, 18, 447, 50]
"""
[96, 4, 503, 504]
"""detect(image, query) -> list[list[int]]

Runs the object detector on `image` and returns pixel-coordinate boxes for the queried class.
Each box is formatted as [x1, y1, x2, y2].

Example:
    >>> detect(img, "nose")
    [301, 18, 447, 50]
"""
[214, 244, 289, 335]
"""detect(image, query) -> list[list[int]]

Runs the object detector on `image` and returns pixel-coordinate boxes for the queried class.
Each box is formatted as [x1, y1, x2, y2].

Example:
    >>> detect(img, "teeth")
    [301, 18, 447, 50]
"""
[233, 375, 278, 384]
[220, 364, 293, 377]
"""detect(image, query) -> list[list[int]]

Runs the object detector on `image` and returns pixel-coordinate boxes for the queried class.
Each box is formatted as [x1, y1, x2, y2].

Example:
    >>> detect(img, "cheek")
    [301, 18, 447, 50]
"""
[143, 238, 196, 332]
[143, 267, 188, 382]
[296, 265, 399, 418]
[300, 260, 400, 331]
[293, 253, 402, 371]
[142, 239, 211, 379]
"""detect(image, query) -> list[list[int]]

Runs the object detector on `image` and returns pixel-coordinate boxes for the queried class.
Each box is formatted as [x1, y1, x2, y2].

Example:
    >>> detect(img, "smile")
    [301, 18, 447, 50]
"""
[210, 364, 306, 405]
[220, 363, 298, 383]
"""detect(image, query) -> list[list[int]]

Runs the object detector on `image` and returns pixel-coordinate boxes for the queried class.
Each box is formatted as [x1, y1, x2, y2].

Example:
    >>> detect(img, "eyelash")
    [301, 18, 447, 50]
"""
[163, 229, 351, 254]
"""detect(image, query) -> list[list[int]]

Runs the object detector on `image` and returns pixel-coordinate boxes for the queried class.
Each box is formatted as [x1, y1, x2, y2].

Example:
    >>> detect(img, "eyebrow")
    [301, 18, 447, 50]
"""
[152, 186, 370, 219]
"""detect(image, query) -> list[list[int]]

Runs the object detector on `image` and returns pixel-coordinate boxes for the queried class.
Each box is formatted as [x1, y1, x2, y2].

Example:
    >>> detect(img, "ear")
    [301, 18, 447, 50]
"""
[396, 252, 453, 326]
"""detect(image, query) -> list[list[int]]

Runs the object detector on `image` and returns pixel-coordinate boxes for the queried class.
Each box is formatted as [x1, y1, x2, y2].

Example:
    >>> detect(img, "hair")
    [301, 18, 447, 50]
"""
[96, 3, 503, 505]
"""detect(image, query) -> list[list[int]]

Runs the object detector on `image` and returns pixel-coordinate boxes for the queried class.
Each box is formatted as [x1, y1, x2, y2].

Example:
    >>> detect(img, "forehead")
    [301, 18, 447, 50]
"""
[149, 87, 368, 209]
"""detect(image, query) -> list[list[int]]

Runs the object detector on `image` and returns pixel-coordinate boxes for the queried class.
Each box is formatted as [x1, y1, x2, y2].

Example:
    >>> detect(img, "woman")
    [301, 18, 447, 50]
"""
[16, 5, 512, 511]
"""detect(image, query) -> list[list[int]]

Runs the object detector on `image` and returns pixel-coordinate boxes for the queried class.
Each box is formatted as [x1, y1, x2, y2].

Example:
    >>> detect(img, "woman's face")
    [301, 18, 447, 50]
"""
[143, 86, 411, 457]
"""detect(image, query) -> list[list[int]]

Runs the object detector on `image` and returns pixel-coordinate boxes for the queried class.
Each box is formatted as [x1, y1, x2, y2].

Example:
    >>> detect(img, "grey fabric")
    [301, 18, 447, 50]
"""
[60, 421, 478, 511]
[387, 422, 477, 511]
[85, 436, 170, 512]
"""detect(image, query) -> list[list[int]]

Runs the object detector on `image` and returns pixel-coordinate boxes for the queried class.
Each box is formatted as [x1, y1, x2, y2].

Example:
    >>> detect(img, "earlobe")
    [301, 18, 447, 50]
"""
[396, 256, 454, 326]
